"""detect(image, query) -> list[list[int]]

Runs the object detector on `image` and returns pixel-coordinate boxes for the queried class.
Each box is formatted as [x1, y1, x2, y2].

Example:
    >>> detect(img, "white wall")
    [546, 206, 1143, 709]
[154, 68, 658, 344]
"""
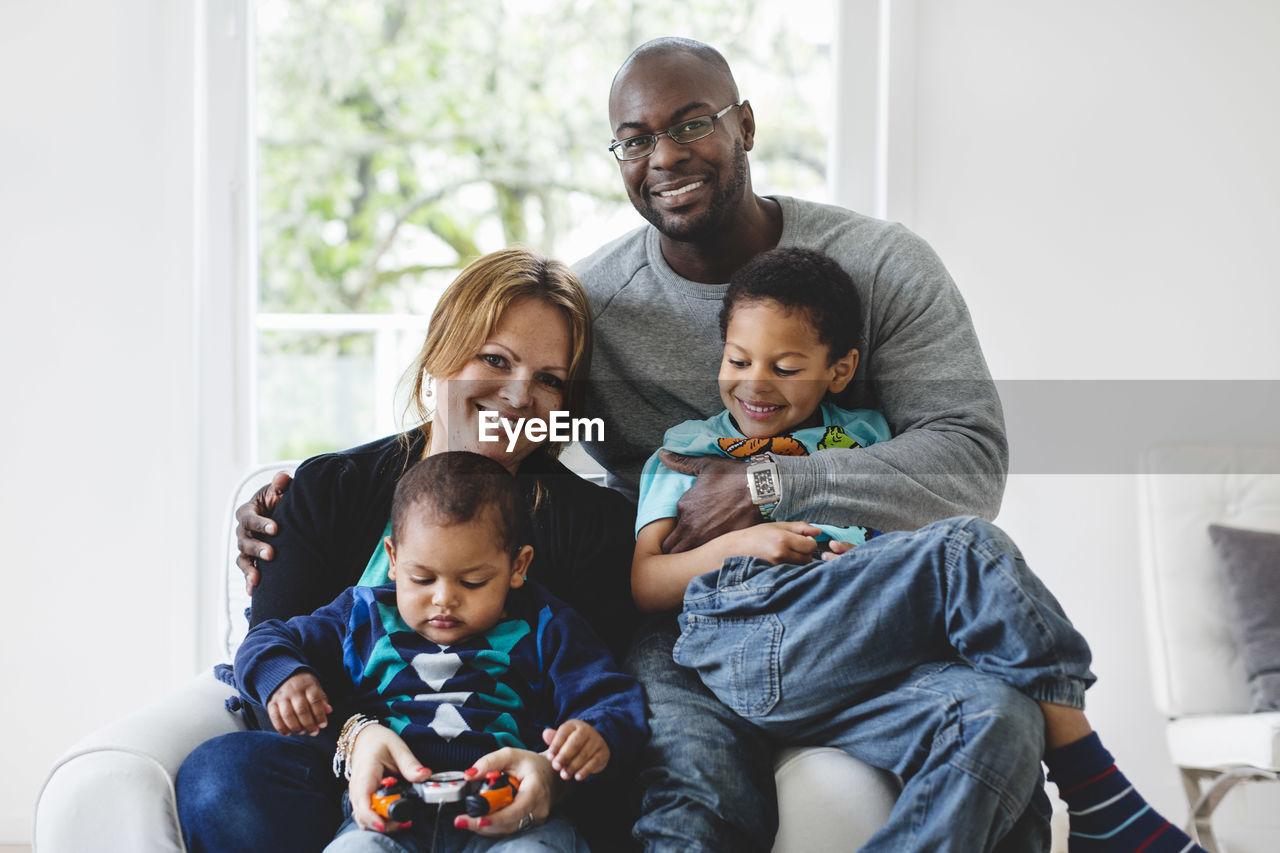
[0, 0, 205, 842]
[885, 1, 1280, 849]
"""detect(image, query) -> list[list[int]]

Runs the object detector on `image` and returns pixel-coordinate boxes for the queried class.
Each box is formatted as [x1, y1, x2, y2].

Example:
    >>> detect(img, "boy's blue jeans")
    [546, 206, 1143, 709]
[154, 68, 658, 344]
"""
[630, 516, 1074, 852]
[676, 515, 1095, 721]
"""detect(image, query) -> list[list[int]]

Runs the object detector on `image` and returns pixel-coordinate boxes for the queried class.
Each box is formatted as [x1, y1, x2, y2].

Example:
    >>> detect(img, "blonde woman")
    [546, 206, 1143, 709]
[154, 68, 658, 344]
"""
[178, 248, 637, 851]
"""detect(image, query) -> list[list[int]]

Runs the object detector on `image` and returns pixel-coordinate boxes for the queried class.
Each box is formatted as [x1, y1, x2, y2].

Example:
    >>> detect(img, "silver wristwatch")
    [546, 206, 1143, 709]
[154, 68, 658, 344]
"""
[746, 454, 781, 520]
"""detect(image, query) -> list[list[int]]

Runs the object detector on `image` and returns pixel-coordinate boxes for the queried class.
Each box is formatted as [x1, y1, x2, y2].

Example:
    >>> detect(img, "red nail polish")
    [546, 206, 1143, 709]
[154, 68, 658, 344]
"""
[478, 818, 492, 827]
[400, 821, 413, 829]
[454, 816, 468, 829]
[463, 767, 479, 778]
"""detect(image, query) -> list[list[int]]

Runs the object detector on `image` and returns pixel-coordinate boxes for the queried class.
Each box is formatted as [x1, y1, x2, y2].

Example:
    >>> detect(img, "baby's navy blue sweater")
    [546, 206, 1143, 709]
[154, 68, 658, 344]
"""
[236, 581, 646, 774]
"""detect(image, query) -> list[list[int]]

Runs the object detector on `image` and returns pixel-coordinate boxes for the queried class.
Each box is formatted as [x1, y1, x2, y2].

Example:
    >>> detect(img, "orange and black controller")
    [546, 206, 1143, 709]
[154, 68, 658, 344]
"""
[463, 771, 519, 817]
[371, 770, 520, 821]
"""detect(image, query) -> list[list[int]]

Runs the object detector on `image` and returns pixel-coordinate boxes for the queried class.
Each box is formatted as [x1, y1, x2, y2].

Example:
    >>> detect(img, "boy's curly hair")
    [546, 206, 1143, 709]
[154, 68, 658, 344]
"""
[391, 451, 523, 555]
[719, 247, 863, 362]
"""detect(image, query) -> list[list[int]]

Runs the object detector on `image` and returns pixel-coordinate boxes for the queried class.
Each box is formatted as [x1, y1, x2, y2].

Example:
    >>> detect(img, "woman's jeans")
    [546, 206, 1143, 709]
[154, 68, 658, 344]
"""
[629, 516, 1077, 852]
[325, 793, 589, 853]
[177, 732, 590, 853]
[177, 730, 345, 852]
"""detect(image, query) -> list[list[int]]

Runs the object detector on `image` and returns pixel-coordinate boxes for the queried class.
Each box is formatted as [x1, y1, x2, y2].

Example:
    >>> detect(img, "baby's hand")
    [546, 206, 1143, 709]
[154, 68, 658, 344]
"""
[266, 671, 332, 736]
[541, 720, 610, 781]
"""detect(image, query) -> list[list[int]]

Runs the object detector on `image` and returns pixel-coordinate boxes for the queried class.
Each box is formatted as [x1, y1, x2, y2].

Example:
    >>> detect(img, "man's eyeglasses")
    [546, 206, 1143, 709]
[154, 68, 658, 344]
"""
[608, 103, 741, 162]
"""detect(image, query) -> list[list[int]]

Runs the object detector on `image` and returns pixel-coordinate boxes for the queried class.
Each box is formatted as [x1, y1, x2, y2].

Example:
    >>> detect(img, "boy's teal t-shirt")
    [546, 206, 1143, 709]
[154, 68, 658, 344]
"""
[634, 400, 892, 544]
[356, 519, 394, 587]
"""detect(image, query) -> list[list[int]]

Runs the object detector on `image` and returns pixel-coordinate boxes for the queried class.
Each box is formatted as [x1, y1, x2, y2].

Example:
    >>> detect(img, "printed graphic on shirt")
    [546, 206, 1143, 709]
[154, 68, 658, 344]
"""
[716, 435, 808, 458]
[817, 426, 862, 451]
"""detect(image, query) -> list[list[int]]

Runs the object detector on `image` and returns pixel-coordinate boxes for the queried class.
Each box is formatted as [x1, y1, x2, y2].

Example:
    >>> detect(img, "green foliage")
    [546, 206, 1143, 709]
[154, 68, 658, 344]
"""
[254, 0, 832, 460]
[256, 0, 832, 315]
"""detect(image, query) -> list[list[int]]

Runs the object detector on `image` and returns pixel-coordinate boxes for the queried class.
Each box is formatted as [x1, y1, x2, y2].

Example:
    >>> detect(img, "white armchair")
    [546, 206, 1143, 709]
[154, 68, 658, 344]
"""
[33, 671, 243, 853]
[1138, 443, 1280, 851]
[32, 462, 291, 853]
[33, 462, 900, 852]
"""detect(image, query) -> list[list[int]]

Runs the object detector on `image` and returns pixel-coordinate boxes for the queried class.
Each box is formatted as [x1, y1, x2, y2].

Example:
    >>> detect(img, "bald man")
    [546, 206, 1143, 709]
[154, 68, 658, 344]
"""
[578, 38, 1006, 541]
[574, 38, 1050, 853]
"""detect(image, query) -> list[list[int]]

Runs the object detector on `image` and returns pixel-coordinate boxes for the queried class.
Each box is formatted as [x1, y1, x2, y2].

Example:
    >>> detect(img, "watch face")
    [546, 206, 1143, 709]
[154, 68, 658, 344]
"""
[752, 469, 778, 501]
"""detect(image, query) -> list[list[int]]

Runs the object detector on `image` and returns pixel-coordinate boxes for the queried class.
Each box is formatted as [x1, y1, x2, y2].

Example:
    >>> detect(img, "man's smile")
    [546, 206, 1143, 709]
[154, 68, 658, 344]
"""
[654, 179, 705, 199]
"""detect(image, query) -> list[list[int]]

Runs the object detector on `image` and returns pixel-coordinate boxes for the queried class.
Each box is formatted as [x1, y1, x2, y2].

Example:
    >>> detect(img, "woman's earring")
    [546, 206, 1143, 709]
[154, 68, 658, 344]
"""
[424, 377, 434, 398]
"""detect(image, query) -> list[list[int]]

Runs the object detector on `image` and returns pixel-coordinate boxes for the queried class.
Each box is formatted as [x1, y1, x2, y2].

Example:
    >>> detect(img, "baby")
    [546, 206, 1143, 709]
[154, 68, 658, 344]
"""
[237, 451, 646, 853]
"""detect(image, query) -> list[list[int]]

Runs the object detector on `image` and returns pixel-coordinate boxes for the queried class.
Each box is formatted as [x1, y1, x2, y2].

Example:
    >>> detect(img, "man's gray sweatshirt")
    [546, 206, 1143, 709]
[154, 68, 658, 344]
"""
[574, 195, 1007, 533]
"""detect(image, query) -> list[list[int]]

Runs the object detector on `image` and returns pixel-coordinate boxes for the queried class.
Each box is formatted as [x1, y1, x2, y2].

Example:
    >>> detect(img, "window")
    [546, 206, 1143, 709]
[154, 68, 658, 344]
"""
[251, 0, 836, 464]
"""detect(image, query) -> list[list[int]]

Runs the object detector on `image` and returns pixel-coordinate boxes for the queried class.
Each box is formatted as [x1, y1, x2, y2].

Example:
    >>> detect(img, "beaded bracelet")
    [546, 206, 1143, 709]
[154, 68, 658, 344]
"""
[332, 713, 383, 779]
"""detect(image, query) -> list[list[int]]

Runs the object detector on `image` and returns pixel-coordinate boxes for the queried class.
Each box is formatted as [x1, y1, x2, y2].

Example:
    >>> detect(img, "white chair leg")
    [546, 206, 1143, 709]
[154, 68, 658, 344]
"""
[1180, 765, 1280, 853]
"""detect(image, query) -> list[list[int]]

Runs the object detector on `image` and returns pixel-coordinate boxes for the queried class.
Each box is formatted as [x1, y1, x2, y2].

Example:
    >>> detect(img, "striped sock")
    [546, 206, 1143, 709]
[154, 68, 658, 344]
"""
[1046, 733, 1205, 852]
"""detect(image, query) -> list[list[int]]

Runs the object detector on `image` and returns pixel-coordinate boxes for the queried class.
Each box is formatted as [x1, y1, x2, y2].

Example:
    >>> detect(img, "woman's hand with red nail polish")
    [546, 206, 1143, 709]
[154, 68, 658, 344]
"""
[452, 747, 560, 836]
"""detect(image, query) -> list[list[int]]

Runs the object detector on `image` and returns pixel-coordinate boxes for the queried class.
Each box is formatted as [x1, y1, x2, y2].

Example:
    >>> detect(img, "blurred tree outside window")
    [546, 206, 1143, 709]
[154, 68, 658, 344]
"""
[255, 0, 835, 463]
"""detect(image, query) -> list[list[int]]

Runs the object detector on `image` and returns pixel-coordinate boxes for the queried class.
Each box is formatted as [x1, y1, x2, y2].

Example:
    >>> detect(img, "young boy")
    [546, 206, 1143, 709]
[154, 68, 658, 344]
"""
[633, 247, 1204, 853]
[236, 451, 646, 853]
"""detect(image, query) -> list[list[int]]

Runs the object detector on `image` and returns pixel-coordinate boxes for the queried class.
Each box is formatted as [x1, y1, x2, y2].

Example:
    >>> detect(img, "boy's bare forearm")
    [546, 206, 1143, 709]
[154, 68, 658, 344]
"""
[633, 522, 825, 611]
[632, 523, 744, 612]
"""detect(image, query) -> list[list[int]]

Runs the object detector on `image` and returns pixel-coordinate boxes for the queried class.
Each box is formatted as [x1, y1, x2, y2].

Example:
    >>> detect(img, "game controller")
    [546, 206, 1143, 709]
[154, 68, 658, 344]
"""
[371, 770, 520, 821]
[462, 770, 519, 816]
[412, 771, 472, 804]
[372, 771, 468, 822]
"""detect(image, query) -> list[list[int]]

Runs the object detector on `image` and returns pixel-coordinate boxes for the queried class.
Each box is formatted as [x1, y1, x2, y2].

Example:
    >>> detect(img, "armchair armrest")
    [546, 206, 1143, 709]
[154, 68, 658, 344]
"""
[770, 746, 1068, 851]
[772, 746, 899, 852]
[34, 670, 244, 853]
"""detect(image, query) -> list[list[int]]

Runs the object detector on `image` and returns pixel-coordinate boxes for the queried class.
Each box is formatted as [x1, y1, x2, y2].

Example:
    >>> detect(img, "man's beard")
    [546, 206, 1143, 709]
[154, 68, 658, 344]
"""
[635, 140, 749, 244]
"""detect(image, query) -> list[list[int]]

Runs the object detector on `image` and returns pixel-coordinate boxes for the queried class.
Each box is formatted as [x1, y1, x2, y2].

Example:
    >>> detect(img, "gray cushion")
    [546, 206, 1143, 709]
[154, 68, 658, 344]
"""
[1208, 524, 1280, 711]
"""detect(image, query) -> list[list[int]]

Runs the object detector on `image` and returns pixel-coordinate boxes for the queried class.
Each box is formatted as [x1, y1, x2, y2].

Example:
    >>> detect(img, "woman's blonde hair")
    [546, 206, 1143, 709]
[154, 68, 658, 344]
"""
[401, 247, 593, 461]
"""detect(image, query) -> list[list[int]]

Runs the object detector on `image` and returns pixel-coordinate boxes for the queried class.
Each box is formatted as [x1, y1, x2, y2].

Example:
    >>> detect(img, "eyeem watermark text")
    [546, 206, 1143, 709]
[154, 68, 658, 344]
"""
[479, 411, 604, 452]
